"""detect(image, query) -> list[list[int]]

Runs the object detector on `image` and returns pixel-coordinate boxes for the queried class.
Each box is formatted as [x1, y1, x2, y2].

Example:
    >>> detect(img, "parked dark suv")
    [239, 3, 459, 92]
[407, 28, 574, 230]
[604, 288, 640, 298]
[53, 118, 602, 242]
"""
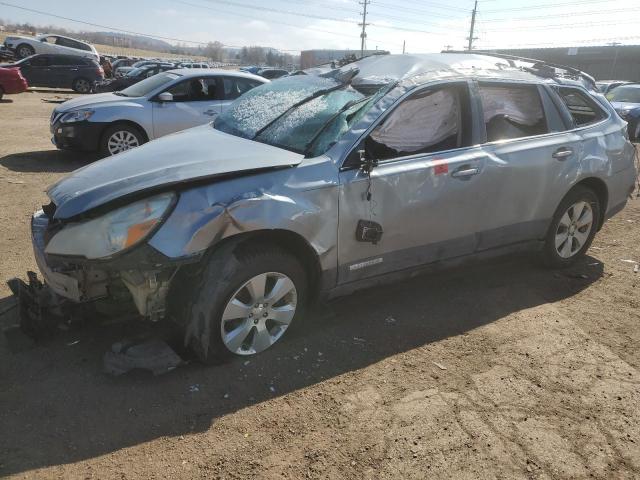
[0, 54, 104, 93]
[95, 63, 176, 92]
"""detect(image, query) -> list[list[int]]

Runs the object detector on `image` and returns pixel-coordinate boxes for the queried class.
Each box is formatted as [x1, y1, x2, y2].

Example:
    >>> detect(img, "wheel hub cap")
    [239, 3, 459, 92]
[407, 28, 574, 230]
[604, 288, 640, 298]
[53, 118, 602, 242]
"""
[554, 201, 594, 259]
[220, 272, 297, 355]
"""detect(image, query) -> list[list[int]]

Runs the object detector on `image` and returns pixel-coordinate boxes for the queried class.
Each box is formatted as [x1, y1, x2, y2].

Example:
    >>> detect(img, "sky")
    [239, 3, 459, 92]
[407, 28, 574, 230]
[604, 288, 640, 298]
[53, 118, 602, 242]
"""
[2, 0, 640, 54]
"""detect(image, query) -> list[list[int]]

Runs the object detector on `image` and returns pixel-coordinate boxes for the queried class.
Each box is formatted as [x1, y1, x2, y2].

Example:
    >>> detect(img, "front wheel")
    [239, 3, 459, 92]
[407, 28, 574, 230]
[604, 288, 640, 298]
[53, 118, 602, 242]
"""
[178, 245, 308, 364]
[16, 44, 35, 59]
[542, 186, 600, 268]
[100, 124, 145, 157]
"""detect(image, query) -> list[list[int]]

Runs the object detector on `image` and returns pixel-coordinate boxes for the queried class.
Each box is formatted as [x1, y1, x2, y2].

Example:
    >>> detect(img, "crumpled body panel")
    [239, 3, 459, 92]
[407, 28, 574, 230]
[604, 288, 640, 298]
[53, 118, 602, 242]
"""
[149, 157, 339, 276]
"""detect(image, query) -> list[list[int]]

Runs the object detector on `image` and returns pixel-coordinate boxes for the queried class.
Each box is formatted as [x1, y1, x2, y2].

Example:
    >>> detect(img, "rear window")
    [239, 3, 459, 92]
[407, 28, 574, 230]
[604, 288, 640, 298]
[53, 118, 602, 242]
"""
[554, 87, 606, 127]
[478, 83, 549, 142]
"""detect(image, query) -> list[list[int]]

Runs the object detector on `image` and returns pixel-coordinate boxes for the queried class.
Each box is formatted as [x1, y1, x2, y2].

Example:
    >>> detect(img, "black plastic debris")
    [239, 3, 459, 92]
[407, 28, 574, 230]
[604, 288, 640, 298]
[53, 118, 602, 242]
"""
[103, 338, 185, 376]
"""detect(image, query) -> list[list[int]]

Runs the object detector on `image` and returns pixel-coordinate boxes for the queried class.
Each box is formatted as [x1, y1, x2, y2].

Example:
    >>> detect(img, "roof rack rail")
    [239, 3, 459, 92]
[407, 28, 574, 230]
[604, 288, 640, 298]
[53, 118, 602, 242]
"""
[442, 50, 596, 90]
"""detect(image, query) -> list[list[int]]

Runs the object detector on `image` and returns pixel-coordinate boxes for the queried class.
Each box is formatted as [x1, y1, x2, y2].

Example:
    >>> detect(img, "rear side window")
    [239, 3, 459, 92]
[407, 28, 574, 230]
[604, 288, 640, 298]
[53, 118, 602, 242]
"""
[554, 87, 607, 127]
[365, 83, 471, 161]
[478, 83, 549, 142]
[51, 56, 83, 66]
[221, 77, 262, 100]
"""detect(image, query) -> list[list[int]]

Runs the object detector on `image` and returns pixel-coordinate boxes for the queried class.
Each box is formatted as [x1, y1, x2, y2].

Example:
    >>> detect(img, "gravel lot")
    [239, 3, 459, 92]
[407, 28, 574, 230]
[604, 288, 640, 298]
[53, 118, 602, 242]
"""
[1, 90, 639, 479]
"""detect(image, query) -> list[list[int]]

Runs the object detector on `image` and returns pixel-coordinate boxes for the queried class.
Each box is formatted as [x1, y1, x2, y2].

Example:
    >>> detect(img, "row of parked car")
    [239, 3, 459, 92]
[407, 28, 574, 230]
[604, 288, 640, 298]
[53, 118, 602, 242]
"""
[12, 52, 637, 362]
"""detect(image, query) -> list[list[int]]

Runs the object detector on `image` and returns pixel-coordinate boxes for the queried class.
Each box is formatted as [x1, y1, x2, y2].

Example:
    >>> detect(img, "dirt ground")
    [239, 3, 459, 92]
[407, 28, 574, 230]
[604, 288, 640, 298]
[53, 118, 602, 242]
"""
[1, 90, 639, 480]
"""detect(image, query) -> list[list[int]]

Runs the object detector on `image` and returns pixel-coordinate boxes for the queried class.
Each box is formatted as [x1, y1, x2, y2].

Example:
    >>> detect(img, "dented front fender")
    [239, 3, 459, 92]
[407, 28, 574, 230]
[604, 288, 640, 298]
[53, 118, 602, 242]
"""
[148, 158, 340, 281]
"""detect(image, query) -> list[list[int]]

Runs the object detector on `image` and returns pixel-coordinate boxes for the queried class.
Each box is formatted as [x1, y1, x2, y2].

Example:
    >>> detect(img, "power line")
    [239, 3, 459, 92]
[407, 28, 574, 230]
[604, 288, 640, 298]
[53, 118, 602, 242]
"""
[479, 18, 640, 33]
[479, 6, 640, 22]
[175, 0, 404, 48]
[481, 0, 615, 14]
[0, 1, 311, 52]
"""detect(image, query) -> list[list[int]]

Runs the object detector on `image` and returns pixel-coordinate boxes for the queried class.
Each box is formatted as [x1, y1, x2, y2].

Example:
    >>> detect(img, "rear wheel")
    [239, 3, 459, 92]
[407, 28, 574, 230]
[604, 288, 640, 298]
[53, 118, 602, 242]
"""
[177, 245, 308, 364]
[0, 86, 4, 100]
[542, 186, 600, 268]
[100, 124, 145, 157]
[16, 44, 35, 59]
[72, 77, 92, 94]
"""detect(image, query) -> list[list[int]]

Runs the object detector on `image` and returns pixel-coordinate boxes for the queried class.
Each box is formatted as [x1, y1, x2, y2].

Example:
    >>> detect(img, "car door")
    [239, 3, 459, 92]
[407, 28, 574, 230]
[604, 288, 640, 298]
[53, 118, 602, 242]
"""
[152, 76, 222, 137]
[48, 55, 76, 88]
[337, 81, 492, 283]
[21, 55, 51, 86]
[469, 81, 584, 250]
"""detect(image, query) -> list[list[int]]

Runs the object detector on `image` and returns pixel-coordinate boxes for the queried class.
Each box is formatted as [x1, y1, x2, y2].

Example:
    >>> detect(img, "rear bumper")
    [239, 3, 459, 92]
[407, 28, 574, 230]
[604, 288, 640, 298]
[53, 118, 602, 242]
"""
[50, 120, 106, 152]
[0, 77, 28, 94]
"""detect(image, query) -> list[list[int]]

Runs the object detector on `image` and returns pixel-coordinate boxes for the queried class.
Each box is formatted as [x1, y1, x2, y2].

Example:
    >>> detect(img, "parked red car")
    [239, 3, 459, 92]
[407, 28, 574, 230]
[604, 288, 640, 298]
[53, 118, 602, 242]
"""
[0, 66, 29, 100]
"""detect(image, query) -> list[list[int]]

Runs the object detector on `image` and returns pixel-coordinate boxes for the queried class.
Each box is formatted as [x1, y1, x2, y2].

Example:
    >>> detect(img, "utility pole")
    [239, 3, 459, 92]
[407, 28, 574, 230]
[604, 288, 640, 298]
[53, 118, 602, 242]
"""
[359, 0, 370, 58]
[467, 0, 478, 51]
[607, 42, 621, 78]
[402, 40, 406, 54]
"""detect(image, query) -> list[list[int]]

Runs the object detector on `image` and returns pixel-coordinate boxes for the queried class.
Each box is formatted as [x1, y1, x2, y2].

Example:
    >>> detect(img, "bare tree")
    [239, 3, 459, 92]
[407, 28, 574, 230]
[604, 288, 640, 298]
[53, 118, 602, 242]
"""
[204, 41, 224, 62]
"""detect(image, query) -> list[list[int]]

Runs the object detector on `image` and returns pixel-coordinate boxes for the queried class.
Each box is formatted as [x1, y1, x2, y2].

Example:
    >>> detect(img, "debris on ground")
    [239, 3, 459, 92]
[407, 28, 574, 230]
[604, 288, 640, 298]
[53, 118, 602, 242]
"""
[433, 361, 447, 371]
[635, 264, 639, 274]
[103, 338, 185, 376]
[189, 384, 200, 393]
[385, 316, 396, 325]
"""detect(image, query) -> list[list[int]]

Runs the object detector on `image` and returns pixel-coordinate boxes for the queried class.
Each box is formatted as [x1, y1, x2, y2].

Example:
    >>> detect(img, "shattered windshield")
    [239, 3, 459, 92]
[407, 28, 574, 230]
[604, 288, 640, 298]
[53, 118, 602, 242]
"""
[214, 75, 378, 155]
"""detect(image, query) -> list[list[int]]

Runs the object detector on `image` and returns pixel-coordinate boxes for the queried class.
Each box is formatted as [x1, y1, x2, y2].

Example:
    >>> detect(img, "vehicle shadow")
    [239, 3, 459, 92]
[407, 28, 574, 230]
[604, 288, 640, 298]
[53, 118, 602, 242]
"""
[0, 253, 604, 475]
[0, 99, 13, 104]
[0, 149, 98, 173]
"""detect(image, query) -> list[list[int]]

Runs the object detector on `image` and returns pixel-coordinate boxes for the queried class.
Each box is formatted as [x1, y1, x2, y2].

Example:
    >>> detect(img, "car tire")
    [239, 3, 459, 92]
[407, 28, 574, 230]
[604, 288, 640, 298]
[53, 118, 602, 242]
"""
[16, 44, 35, 59]
[177, 244, 308, 364]
[542, 185, 600, 268]
[72, 77, 92, 94]
[0, 86, 4, 100]
[633, 121, 640, 143]
[99, 123, 146, 157]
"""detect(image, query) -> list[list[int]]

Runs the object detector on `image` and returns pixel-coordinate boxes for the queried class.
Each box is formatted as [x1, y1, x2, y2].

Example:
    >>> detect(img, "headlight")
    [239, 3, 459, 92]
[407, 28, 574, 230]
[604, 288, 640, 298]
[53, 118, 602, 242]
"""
[60, 109, 94, 123]
[45, 193, 175, 259]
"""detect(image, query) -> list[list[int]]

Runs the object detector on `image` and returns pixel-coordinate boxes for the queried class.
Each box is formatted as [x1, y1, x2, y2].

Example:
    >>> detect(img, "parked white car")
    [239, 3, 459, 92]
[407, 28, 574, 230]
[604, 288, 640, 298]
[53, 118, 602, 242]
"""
[50, 69, 268, 156]
[3, 34, 99, 61]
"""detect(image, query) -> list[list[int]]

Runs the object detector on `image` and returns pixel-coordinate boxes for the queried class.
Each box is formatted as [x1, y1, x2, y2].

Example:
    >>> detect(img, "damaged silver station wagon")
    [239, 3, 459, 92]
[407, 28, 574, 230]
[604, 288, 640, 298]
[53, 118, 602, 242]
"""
[21, 53, 638, 362]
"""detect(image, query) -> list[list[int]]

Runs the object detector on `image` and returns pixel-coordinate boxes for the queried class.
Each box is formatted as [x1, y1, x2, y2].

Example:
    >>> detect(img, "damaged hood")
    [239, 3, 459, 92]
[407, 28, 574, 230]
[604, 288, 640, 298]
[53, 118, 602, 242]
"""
[47, 125, 303, 219]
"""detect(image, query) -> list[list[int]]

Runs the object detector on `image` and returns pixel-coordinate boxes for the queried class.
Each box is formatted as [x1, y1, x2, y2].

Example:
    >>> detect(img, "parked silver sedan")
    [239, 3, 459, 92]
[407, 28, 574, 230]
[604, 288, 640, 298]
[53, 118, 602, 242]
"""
[49, 69, 268, 156]
[24, 54, 638, 363]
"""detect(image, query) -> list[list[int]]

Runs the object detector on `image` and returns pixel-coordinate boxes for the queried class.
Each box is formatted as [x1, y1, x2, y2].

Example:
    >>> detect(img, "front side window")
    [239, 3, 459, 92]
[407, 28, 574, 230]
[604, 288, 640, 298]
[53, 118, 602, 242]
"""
[365, 84, 469, 161]
[478, 83, 549, 142]
[555, 87, 606, 127]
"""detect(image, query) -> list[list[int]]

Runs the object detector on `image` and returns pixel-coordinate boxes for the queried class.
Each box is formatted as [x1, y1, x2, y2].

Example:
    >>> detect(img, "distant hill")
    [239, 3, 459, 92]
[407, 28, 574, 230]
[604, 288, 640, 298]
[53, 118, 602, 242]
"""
[81, 32, 174, 52]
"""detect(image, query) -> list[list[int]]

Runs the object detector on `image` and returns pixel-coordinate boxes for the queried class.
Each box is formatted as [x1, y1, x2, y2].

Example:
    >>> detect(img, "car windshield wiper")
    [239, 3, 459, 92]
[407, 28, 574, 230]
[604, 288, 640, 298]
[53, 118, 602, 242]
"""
[252, 82, 347, 139]
[113, 92, 127, 96]
[302, 96, 371, 157]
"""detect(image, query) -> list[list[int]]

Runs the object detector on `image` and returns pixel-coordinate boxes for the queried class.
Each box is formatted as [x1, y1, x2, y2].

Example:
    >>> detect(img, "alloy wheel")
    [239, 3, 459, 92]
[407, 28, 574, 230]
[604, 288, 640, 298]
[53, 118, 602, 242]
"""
[17, 46, 33, 58]
[554, 201, 594, 258]
[75, 79, 91, 93]
[220, 272, 297, 355]
[107, 130, 140, 155]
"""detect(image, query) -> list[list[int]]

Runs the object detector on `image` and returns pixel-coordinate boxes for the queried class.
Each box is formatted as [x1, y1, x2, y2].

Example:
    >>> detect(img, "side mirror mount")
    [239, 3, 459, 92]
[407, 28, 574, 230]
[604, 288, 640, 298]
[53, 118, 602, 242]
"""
[358, 149, 378, 173]
[157, 92, 173, 102]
